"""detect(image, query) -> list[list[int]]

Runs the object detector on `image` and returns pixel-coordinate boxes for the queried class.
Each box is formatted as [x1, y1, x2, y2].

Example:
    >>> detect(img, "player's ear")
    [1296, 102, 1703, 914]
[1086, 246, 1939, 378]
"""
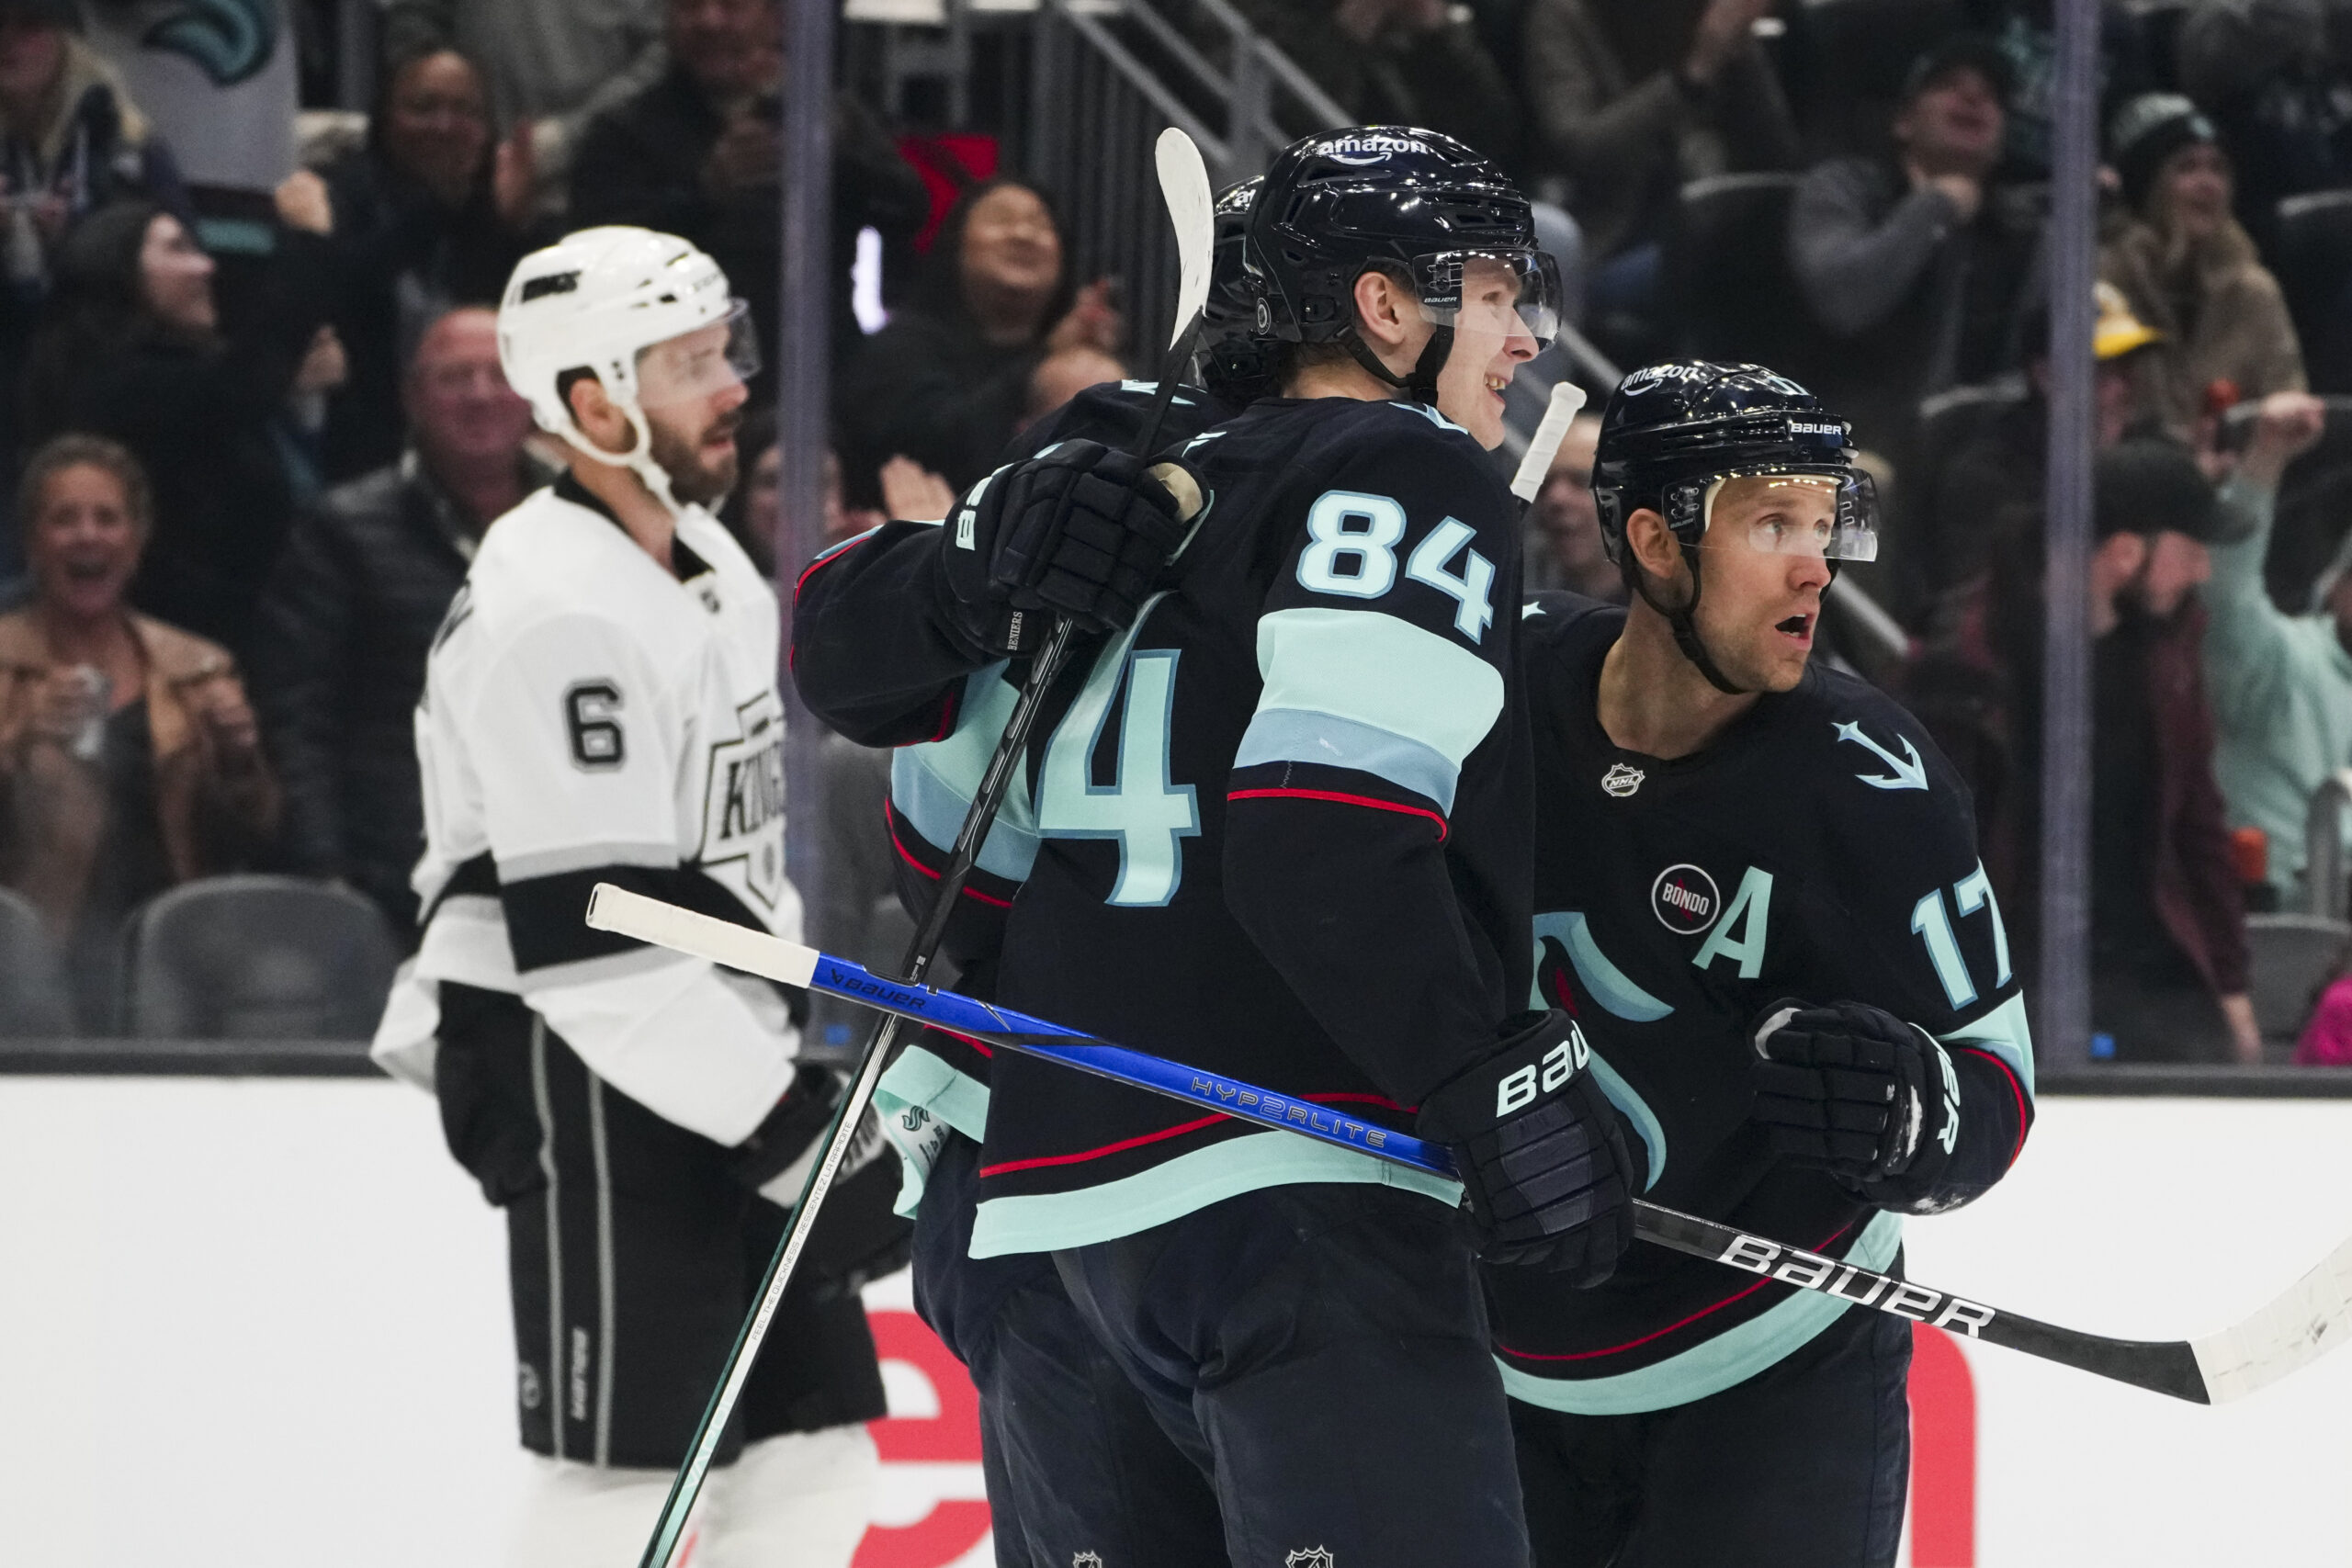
[1624, 507, 1685, 583]
[1351, 268, 1412, 352]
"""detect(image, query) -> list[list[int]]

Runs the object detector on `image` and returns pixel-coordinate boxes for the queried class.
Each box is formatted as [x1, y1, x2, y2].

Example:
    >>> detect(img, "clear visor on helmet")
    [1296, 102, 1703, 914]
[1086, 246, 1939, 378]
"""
[1407, 250, 1562, 349]
[1668, 467, 1880, 562]
[634, 298, 762, 409]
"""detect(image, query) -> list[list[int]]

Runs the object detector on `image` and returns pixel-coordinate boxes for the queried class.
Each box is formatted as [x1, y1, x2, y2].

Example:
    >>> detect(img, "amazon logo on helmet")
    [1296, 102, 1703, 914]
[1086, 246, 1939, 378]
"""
[1242, 127, 1535, 350]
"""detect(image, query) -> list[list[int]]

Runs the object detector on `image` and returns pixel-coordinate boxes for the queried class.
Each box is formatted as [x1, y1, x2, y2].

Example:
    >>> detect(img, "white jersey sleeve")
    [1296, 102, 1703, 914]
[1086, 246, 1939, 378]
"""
[465, 607, 796, 1147]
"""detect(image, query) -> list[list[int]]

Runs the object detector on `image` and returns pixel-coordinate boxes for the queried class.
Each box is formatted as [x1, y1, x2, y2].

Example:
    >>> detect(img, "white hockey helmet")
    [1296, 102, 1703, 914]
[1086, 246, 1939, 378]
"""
[497, 226, 760, 505]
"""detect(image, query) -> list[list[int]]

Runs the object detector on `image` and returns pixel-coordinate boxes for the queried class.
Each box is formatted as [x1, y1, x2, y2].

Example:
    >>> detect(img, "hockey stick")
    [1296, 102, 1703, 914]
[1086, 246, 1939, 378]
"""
[626, 130, 1216, 1568]
[588, 883, 2352, 1407]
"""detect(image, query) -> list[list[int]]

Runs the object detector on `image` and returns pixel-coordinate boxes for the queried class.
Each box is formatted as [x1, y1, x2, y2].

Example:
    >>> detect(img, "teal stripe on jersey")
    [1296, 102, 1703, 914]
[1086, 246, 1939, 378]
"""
[1498, 1209, 1903, 1416]
[874, 1044, 992, 1218]
[1585, 1049, 1666, 1191]
[1236, 707, 1464, 812]
[876, 1043, 990, 1140]
[1253, 607, 1505, 773]
[1943, 991, 2035, 1097]
[967, 1129, 1464, 1258]
[1531, 910, 1674, 1022]
[888, 662, 1040, 881]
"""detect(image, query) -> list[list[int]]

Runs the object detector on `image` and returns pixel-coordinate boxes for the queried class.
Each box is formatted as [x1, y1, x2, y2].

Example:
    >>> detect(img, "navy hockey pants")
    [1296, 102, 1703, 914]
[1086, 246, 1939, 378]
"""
[910, 1134, 1227, 1567]
[1508, 1300, 1912, 1568]
[1052, 1183, 1532, 1568]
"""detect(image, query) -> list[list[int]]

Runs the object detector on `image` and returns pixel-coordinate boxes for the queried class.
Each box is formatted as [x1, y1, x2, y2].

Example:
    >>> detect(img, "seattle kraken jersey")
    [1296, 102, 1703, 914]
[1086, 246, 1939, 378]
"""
[795, 395, 1535, 1258]
[797, 380, 1238, 1209]
[379, 475, 801, 1146]
[1491, 593, 2035, 1416]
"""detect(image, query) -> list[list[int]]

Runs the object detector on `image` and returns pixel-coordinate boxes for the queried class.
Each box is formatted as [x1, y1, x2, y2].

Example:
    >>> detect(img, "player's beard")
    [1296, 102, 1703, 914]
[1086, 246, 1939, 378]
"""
[648, 405, 743, 507]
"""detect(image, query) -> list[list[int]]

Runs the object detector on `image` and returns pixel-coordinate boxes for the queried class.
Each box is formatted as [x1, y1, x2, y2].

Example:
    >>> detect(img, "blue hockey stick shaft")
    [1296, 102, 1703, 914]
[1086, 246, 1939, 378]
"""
[584, 882, 1454, 1179]
[816, 945, 1455, 1176]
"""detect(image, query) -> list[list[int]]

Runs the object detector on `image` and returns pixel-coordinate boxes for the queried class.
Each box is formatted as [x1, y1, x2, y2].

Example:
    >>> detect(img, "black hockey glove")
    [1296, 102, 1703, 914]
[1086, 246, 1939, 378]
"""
[1750, 998, 1961, 1208]
[936, 439, 1198, 656]
[1416, 1010, 1645, 1284]
[734, 1062, 894, 1212]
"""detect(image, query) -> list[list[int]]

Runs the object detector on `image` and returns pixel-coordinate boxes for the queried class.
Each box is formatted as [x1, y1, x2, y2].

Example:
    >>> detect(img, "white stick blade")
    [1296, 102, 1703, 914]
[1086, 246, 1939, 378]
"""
[1511, 382, 1589, 502]
[583, 883, 820, 989]
[2189, 1228, 2352, 1403]
[1155, 128, 1216, 350]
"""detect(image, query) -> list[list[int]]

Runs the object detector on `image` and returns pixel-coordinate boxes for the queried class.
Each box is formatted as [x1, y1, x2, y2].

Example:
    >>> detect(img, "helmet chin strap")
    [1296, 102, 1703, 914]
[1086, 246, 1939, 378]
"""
[1343, 322, 1453, 406]
[557, 400, 684, 518]
[1629, 545, 1750, 697]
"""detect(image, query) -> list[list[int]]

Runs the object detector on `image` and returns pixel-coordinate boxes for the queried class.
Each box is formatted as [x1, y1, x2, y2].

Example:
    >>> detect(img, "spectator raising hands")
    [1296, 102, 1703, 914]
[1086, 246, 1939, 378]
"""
[570, 0, 928, 367]
[2199, 391, 2345, 916]
[839, 177, 1126, 503]
[312, 47, 537, 483]
[1790, 35, 2043, 459]
[23, 199, 335, 656]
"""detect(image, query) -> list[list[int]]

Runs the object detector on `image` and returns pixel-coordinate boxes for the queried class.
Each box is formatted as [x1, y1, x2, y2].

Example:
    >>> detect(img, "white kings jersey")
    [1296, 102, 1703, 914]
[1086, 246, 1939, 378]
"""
[374, 477, 801, 1148]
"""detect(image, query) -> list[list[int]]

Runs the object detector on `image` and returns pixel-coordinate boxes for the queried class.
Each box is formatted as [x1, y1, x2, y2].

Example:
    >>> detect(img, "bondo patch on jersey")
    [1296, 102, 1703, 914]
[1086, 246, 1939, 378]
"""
[1651, 863, 1721, 934]
[699, 690, 786, 907]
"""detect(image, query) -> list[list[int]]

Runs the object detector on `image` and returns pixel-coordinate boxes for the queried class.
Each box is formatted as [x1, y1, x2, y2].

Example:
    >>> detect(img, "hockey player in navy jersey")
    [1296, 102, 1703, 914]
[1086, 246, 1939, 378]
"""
[795, 184, 1272, 1564]
[795, 128, 1645, 1563]
[1497, 361, 2037, 1567]
[369, 229, 896, 1567]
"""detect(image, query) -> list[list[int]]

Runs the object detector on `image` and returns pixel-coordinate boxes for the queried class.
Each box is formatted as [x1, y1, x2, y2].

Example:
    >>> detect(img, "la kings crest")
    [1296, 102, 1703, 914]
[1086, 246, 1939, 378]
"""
[699, 689, 787, 907]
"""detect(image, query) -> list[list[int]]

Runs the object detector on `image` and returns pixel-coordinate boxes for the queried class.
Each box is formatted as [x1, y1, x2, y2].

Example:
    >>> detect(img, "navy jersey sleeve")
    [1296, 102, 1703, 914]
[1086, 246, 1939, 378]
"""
[792, 381, 1238, 749]
[1224, 416, 1523, 1107]
[789, 519, 980, 748]
[1818, 694, 2036, 1213]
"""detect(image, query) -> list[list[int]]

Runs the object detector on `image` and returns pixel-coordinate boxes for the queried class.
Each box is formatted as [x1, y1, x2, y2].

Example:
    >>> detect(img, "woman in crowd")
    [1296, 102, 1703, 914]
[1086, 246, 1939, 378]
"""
[0, 434, 277, 1030]
[2101, 92, 2307, 435]
[20, 196, 340, 654]
[312, 45, 536, 482]
[837, 177, 1124, 503]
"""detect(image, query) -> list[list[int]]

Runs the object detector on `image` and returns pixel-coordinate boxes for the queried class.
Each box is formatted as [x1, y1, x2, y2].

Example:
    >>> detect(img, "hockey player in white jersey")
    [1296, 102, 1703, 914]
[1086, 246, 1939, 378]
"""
[371, 228, 889, 1567]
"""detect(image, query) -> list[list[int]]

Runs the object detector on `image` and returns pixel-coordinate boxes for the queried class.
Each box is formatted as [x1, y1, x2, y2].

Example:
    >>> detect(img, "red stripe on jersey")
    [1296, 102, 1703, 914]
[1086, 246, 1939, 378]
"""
[1495, 1220, 1857, 1363]
[980, 1114, 1229, 1176]
[792, 533, 869, 604]
[1951, 1043, 2030, 1170]
[924, 690, 960, 743]
[885, 809, 1014, 908]
[977, 1091, 1412, 1177]
[1226, 786, 1448, 842]
[933, 1027, 994, 1058]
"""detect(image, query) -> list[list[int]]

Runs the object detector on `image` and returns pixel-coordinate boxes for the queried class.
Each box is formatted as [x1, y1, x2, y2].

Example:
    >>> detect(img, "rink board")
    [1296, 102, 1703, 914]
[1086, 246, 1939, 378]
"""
[1, 1077, 2348, 1567]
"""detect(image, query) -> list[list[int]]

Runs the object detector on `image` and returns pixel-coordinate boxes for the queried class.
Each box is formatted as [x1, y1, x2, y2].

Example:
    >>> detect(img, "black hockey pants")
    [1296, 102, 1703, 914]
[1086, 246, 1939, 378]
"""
[1509, 1300, 1912, 1568]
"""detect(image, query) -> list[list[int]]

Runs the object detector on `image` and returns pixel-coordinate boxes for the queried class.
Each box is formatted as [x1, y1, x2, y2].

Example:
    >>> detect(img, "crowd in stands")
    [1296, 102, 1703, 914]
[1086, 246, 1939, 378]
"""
[0, 0, 2343, 1067]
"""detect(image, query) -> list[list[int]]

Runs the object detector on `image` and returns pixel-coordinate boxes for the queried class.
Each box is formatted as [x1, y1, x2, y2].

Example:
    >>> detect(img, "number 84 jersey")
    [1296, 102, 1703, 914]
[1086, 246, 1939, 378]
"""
[797, 395, 1535, 1260]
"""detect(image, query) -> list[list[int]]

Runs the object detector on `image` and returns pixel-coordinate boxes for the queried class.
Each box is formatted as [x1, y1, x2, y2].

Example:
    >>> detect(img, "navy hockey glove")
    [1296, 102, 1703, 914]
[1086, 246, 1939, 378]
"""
[937, 439, 1197, 654]
[1417, 1010, 1645, 1283]
[1750, 998, 1962, 1209]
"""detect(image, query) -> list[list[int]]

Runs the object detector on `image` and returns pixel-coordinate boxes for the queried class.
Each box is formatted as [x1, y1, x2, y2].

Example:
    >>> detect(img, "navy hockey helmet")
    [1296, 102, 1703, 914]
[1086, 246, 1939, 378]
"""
[1592, 360, 1877, 695]
[1591, 361, 1877, 566]
[1246, 127, 1560, 400]
[1199, 175, 1275, 405]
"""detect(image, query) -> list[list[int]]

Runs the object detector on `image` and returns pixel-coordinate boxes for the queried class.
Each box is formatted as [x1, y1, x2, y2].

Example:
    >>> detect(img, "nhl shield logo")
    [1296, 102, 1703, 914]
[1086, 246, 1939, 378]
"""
[1286, 1551, 1335, 1568]
[1601, 761, 1645, 797]
[1072, 1555, 1104, 1568]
